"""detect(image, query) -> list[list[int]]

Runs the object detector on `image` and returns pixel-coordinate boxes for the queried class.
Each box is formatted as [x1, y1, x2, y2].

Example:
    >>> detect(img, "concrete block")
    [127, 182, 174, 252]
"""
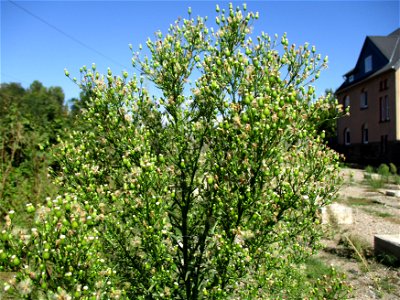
[321, 203, 353, 225]
[374, 234, 400, 261]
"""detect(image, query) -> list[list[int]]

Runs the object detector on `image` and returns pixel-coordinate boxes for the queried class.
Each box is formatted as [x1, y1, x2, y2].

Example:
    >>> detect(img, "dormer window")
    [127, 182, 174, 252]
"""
[348, 75, 354, 83]
[364, 55, 372, 73]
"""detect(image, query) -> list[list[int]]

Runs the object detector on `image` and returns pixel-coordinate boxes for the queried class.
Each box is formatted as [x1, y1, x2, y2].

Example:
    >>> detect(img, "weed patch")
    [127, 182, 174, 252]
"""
[377, 275, 399, 294]
[338, 234, 374, 262]
[343, 197, 375, 207]
[362, 208, 395, 219]
[304, 257, 335, 280]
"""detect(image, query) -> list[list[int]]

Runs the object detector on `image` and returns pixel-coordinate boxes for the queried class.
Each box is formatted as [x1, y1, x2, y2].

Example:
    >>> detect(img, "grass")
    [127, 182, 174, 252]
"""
[301, 256, 352, 299]
[342, 196, 376, 206]
[304, 257, 335, 280]
[377, 276, 399, 294]
[362, 208, 394, 219]
[363, 173, 386, 189]
[366, 178, 385, 189]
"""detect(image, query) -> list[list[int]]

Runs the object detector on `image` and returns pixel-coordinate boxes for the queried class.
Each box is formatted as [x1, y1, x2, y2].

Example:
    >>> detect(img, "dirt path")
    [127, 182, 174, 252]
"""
[319, 168, 400, 299]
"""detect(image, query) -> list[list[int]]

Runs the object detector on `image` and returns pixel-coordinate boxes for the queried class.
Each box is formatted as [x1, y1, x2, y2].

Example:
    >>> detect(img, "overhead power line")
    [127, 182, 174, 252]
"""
[1, 72, 30, 85]
[8, 0, 129, 70]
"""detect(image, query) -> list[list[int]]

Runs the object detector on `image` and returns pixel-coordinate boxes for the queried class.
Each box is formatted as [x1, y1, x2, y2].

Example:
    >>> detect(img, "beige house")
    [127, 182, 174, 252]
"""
[336, 28, 400, 166]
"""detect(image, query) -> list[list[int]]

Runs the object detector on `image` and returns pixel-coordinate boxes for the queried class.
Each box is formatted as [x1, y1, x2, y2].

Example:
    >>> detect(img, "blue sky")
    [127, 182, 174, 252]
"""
[1, 1, 399, 103]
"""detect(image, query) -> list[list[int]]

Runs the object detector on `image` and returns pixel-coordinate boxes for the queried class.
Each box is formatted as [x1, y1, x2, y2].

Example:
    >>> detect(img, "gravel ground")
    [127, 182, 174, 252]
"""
[318, 168, 400, 299]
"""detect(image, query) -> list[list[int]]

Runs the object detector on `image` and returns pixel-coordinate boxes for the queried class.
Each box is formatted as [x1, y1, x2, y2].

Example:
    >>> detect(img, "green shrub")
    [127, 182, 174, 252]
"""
[365, 165, 374, 173]
[389, 163, 397, 175]
[378, 164, 390, 176]
[394, 175, 400, 185]
[378, 164, 390, 183]
[364, 165, 374, 180]
[1, 3, 347, 299]
[367, 178, 385, 189]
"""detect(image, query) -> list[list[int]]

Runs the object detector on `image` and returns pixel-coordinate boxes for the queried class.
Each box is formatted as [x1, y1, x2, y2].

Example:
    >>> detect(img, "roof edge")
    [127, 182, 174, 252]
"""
[335, 67, 397, 95]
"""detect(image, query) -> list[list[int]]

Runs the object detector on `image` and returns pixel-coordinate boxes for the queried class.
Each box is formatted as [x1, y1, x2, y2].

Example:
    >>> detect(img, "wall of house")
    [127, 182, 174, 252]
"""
[336, 69, 399, 165]
[396, 69, 400, 141]
[337, 69, 397, 145]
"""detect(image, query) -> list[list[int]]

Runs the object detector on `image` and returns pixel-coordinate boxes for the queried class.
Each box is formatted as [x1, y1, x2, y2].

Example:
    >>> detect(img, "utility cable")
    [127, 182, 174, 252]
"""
[7, 0, 130, 70]
[1, 72, 30, 85]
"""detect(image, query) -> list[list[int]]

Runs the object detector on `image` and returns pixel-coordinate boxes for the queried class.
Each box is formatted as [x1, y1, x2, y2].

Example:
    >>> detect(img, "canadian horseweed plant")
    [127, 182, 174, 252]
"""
[1, 4, 347, 299]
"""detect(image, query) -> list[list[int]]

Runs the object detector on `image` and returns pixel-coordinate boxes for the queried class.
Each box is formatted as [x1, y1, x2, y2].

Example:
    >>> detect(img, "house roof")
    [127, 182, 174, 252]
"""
[370, 29, 399, 61]
[336, 28, 400, 93]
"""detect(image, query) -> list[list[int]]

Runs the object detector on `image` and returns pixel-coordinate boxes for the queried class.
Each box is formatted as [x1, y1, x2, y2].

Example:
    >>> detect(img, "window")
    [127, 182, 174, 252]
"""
[380, 95, 390, 121]
[362, 124, 368, 144]
[360, 89, 368, 108]
[364, 55, 372, 73]
[344, 128, 351, 145]
[379, 79, 388, 91]
[349, 75, 354, 83]
[344, 95, 350, 109]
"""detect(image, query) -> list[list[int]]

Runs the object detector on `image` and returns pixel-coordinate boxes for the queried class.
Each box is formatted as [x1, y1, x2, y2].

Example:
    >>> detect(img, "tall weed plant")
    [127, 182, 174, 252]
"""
[1, 4, 348, 299]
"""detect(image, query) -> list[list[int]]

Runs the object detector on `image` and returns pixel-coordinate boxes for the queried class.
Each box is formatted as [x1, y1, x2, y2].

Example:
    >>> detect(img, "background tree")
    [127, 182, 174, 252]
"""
[0, 81, 69, 222]
[315, 88, 341, 146]
[68, 90, 94, 117]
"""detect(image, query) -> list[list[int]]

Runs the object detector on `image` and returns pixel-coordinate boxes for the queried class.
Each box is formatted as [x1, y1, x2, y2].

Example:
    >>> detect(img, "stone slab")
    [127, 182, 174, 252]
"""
[385, 190, 400, 197]
[374, 234, 400, 261]
[321, 203, 353, 225]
